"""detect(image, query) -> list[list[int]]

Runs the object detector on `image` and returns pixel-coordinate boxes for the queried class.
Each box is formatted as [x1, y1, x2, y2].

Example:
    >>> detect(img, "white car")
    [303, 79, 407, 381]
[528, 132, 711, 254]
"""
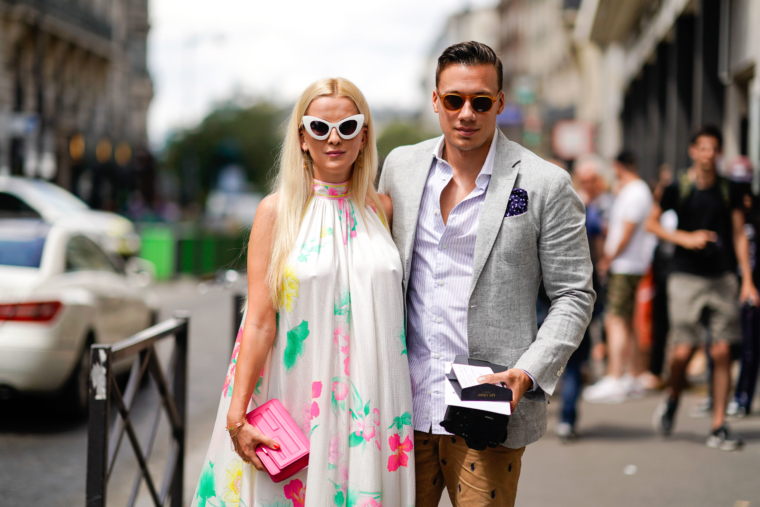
[0, 175, 141, 256]
[0, 219, 157, 412]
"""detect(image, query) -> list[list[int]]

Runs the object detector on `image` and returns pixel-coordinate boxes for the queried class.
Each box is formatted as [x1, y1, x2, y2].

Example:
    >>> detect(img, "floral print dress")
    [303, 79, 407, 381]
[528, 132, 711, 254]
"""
[192, 180, 415, 507]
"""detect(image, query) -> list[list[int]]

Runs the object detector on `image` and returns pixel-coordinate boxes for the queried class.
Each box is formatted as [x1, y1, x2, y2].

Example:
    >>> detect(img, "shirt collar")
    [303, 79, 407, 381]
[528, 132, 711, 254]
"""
[432, 131, 499, 186]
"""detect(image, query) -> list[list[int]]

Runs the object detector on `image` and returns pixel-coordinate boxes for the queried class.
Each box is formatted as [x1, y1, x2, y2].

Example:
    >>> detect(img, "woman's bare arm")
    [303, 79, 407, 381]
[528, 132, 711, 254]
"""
[226, 194, 280, 470]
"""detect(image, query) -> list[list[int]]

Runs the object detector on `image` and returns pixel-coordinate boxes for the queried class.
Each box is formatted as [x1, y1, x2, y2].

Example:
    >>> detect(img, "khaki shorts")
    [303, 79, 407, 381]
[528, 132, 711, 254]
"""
[667, 272, 741, 346]
[606, 273, 643, 320]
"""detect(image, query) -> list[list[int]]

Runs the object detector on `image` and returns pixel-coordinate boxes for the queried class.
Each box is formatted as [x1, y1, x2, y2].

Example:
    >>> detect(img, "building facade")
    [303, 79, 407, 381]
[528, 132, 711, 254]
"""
[575, 0, 760, 183]
[0, 0, 152, 201]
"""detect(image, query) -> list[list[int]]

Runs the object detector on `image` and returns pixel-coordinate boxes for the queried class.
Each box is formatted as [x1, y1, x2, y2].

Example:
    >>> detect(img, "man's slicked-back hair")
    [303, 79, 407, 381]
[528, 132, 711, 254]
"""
[436, 41, 504, 92]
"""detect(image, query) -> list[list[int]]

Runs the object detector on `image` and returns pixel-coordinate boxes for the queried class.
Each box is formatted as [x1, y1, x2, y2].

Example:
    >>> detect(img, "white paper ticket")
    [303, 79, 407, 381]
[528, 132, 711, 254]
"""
[451, 363, 494, 389]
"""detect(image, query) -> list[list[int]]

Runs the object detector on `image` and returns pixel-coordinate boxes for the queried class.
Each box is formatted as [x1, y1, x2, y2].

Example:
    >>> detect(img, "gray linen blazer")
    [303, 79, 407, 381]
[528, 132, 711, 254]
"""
[378, 131, 595, 449]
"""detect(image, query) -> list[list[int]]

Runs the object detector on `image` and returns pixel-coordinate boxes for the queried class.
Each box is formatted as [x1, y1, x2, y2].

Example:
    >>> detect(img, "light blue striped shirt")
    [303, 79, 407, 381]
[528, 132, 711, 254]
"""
[407, 134, 534, 434]
[407, 134, 497, 434]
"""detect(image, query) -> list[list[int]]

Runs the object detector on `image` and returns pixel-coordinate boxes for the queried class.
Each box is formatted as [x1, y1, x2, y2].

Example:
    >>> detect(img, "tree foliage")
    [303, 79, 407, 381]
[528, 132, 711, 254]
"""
[163, 102, 287, 205]
[376, 121, 438, 167]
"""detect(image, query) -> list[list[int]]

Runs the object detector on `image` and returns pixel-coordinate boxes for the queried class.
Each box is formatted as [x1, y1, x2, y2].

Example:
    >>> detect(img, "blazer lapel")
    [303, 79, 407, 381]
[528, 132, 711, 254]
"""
[402, 143, 436, 291]
[469, 131, 521, 298]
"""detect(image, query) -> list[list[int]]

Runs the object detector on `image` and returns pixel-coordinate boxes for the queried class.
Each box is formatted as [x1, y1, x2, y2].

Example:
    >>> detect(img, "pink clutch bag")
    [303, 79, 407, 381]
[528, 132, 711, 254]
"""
[246, 399, 310, 482]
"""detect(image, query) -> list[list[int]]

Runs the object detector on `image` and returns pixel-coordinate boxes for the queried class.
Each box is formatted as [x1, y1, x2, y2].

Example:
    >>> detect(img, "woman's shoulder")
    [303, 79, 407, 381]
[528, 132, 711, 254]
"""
[254, 193, 279, 224]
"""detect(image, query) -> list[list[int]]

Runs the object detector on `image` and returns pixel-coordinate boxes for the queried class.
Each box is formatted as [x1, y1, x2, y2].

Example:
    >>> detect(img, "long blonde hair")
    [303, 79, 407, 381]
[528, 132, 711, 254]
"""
[266, 77, 387, 308]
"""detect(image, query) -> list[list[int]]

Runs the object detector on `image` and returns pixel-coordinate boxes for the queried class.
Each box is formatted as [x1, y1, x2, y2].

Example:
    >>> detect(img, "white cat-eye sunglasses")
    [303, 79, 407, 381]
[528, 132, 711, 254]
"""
[301, 114, 365, 141]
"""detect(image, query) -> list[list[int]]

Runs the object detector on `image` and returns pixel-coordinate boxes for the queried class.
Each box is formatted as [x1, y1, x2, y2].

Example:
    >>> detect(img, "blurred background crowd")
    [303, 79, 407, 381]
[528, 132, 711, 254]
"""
[2, 0, 760, 504]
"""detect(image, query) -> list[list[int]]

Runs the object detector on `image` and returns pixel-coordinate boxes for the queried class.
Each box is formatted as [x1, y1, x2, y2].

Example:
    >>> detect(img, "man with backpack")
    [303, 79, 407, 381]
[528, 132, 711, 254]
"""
[645, 125, 758, 450]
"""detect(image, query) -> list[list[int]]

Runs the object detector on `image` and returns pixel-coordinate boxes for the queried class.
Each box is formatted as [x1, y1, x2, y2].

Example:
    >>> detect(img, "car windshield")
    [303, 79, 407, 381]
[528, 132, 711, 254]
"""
[0, 220, 49, 268]
[24, 180, 89, 213]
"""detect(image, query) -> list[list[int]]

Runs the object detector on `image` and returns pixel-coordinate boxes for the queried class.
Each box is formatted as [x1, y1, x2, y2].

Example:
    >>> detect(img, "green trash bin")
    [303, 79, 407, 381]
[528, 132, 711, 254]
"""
[140, 226, 175, 280]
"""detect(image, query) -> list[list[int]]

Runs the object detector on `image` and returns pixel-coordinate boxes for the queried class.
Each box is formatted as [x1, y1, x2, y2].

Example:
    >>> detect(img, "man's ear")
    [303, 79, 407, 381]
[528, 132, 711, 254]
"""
[432, 90, 439, 114]
[496, 91, 506, 115]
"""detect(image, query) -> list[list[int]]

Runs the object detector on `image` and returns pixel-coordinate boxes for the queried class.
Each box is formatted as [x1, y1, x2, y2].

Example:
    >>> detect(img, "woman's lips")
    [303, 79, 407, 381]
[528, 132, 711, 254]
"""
[326, 151, 345, 158]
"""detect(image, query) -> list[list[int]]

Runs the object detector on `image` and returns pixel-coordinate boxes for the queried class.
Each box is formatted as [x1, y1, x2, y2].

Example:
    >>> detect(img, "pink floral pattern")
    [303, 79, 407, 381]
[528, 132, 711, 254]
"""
[387, 434, 413, 472]
[283, 478, 306, 507]
[222, 329, 243, 398]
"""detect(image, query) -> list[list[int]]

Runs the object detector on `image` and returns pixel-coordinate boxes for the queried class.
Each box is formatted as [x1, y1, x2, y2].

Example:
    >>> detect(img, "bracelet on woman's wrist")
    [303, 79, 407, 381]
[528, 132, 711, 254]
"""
[226, 421, 246, 439]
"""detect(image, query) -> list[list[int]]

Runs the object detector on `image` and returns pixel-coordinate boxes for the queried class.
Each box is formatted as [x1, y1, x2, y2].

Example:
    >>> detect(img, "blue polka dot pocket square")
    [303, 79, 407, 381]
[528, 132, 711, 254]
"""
[505, 188, 528, 217]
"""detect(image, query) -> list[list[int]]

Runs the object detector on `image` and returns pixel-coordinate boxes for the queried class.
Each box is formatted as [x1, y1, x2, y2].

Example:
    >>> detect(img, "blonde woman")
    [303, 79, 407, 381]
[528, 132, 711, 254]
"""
[192, 78, 415, 507]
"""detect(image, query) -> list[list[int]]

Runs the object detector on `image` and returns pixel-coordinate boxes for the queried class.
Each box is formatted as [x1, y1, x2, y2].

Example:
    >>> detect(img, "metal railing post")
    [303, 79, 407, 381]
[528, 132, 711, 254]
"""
[170, 312, 189, 507]
[86, 344, 112, 507]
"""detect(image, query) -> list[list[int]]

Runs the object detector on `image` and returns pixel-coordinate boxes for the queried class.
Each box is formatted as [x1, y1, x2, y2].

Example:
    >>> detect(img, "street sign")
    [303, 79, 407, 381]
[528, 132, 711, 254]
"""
[0, 113, 39, 137]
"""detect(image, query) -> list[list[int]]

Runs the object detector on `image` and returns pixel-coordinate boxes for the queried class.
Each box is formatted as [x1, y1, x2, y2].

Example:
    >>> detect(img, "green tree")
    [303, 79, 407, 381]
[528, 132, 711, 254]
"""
[376, 121, 438, 167]
[163, 102, 287, 205]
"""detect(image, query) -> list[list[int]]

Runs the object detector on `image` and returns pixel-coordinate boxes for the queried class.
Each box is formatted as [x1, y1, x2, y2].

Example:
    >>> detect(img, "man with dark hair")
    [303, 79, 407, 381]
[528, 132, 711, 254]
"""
[380, 41, 594, 506]
[583, 150, 655, 403]
[646, 126, 758, 450]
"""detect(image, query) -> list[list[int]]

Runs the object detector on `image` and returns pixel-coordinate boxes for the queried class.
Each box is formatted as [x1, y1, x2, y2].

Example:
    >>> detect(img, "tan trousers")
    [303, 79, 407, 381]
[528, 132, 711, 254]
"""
[414, 430, 525, 507]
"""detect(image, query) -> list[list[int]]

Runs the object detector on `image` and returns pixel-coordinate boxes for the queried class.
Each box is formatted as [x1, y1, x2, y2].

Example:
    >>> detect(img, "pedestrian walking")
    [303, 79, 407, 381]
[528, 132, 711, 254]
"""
[584, 151, 655, 403]
[192, 78, 415, 507]
[646, 125, 758, 450]
[725, 156, 760, 417]
[554, 155, 611, 441]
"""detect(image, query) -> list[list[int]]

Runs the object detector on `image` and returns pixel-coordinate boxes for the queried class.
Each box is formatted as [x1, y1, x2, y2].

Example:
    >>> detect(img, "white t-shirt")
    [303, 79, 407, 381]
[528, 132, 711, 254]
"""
[605, 179, 656, 275]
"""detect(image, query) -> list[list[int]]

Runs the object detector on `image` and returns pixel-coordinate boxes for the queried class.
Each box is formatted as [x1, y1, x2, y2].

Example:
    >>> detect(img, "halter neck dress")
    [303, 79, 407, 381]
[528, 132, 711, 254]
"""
[192, 179, 415, 507]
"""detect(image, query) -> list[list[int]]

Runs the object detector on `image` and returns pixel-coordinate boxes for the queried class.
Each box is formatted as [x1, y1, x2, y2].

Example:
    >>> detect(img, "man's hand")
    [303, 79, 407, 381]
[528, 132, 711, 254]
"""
[477, 368, 533, 414]
[741, 279, 759, 307]
[676, 229, 717, 250]
[596, 255, 611, 278]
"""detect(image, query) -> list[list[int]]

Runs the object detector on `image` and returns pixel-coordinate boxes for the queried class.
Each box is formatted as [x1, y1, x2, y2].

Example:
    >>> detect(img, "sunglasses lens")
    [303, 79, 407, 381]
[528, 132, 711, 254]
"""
[472, 97, 494, 112]
[338, 120, 359, 137]
[309, 120, 329, 137]
[442, 95, 464, 111]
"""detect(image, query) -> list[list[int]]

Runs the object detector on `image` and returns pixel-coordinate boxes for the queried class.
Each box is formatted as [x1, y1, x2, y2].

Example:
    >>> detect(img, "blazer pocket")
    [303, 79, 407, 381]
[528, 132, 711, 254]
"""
[496, 213, 537, 265]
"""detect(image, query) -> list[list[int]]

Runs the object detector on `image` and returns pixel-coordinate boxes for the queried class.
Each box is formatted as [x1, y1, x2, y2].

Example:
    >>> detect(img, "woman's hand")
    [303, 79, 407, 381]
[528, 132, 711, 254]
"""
[231, 422, 280, 472]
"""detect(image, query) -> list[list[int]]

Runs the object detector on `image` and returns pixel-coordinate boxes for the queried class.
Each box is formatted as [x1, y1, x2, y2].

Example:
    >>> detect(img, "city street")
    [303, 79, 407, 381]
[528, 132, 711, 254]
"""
[1, 279, 759, 506]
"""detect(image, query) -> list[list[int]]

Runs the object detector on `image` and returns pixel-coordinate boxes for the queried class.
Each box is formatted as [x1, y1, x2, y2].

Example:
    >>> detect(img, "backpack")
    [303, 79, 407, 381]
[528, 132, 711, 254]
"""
[677, 172, 731, 208]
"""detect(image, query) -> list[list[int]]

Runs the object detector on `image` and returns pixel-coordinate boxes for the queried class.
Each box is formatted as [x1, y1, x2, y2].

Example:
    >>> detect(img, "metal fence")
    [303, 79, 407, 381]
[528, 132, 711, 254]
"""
[86, 312, 190, 507]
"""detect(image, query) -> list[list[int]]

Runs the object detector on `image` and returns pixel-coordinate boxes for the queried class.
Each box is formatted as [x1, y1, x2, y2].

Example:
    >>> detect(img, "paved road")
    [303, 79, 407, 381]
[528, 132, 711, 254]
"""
[1, 279, 759, 506]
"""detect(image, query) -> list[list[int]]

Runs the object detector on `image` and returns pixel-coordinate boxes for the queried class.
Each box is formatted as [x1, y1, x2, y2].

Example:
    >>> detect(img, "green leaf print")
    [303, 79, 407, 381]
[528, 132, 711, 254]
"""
[398, 326, 407, 356]
[284, 320, 309, 372]
[363, 401, 370, 417]
[388, 412, 413, 430]
[195, 460, 216, 507]
[349, 382, 362, 419]
[334, 290, 351, 317]
[348, 432, 364, 448]
[334, 490, 345, 507]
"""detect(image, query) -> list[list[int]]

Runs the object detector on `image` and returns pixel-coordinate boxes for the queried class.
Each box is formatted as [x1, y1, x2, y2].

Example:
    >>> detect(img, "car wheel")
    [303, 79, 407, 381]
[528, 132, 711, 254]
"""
[61, 333, 94, 417]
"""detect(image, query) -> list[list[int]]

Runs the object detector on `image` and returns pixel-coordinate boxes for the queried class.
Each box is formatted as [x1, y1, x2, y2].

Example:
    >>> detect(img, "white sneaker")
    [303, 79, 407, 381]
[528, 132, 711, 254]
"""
[582, 376, 628, 404]
[622, 374, 645, 399]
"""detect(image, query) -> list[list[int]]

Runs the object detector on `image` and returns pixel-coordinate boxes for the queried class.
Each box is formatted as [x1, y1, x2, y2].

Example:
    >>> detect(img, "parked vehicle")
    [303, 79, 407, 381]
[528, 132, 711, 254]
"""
[0, 219, 157, 412]
[0, 175, 141, 256]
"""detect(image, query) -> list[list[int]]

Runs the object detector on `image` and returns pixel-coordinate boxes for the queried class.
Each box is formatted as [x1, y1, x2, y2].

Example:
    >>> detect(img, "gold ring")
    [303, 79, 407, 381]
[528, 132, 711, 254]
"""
[243, 459, 250, 464]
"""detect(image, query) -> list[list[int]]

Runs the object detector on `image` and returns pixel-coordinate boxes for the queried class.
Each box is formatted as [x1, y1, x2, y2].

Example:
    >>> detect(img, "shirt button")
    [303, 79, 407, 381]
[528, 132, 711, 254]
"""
[427, 390, 432, 395]
[438, 280, 444, 286]
[435, 353, 441, 359]
[441, 245, 447, 250]
[434, 210, 439, 215]
[441, 177, 446, 182]
[435, 317, 442, 323]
